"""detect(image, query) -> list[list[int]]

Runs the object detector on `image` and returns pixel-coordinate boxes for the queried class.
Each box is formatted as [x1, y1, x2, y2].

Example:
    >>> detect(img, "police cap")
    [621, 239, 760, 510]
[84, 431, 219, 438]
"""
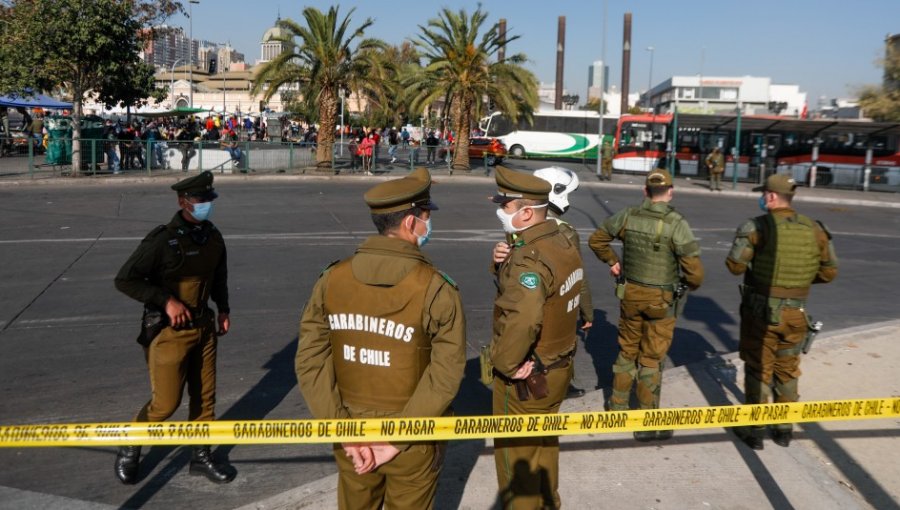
[753, 174, 797, 195]
[491, 165, 551, 203]
[171, 170, 218, 200]
[645, 168, 673, 188]
[364, 167, 438, 214]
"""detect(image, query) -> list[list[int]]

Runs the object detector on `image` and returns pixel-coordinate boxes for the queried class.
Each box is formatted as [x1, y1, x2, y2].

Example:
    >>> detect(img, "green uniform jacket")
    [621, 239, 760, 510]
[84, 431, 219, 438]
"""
[114, 211, 229, 313]
[490, 220, 583, 376]
[726, 207, 838, 297]
[296, 235, 466, 423]
[588, 199, 704, 290]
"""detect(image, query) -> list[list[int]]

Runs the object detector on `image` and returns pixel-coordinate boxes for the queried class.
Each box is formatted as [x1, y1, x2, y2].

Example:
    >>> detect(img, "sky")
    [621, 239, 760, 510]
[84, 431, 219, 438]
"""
[171, 0, 900, 108]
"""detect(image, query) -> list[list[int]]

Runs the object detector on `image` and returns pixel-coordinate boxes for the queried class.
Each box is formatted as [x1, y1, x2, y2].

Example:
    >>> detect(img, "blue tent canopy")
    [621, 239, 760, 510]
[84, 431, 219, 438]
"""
[0, 93, 72, 109]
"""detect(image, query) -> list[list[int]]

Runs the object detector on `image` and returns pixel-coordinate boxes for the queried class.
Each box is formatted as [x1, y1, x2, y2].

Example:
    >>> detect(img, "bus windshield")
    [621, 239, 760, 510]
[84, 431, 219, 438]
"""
[618, 120, 667, 152]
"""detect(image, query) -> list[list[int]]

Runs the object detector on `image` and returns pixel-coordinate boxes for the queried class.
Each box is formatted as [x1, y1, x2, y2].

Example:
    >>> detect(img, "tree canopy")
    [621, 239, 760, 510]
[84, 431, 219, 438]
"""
[0, 0, 180, 172]
[407, 6, 537, 170]
[251, 5, 387, 168]
[859, 45, 900, 122]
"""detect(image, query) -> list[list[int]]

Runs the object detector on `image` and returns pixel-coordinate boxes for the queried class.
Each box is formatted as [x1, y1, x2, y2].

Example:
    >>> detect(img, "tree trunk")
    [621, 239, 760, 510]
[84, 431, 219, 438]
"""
[316, 88, 338, 168]
[71, 81, 83, 175]
[451, 93, 471, 171]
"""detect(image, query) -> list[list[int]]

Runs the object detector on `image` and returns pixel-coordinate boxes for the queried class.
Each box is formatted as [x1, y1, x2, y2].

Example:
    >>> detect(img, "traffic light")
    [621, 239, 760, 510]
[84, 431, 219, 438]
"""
[208, 57, 217, 74]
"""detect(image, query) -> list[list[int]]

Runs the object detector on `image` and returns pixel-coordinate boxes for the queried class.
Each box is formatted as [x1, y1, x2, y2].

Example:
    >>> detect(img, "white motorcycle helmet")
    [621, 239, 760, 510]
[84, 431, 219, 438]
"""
[533, 166, 579, 214]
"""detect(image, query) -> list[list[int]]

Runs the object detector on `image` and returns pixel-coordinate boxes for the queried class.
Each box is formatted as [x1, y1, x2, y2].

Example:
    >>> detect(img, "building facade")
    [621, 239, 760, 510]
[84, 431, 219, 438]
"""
[643, 75, 807, 117]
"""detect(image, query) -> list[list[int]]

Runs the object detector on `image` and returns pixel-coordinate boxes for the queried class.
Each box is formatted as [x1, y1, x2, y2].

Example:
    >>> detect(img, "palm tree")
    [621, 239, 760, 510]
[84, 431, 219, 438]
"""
[408, 6, 537, 171]
[251, 6, 387, 168]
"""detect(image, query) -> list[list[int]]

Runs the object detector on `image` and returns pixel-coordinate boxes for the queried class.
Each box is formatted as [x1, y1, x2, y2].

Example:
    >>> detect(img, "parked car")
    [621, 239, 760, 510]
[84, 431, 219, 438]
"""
[439, 137, 507, 166]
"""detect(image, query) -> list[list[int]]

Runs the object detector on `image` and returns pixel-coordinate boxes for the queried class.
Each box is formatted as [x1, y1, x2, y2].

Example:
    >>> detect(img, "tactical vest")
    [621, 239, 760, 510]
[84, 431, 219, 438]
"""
[530, 230, 583, 362]
[622, 206, 681, 287]
[324, 259, 434, 412]
[160, 224, 224, 311]
[750, 213, 820, 295]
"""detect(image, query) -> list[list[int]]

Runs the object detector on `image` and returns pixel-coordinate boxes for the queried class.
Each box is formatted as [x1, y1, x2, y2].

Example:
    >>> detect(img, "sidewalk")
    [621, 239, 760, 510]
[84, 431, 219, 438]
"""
[240, 320, 900, 510]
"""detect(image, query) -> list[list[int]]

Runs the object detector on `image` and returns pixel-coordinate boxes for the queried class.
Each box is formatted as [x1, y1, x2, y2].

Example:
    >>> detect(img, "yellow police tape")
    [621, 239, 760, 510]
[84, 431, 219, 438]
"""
[1, 397, 898, 448]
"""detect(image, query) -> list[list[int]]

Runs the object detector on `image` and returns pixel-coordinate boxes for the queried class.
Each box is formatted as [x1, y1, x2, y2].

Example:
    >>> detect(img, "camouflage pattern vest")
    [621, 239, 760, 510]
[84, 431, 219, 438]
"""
[750, 213, 820, 294]
[622, 206, 681, 287]
[324, 259, 433, 412]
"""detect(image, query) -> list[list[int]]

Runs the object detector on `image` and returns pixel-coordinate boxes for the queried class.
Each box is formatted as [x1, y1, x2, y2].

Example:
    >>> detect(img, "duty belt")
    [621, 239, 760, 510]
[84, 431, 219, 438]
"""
[740, 285, 806, 309]
[492, 350, 575, 386]
[625, 278, 676, 292]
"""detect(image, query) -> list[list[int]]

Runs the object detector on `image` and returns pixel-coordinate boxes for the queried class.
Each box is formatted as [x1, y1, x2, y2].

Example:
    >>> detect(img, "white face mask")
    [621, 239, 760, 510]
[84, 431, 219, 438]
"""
[496, 203, 546, 234]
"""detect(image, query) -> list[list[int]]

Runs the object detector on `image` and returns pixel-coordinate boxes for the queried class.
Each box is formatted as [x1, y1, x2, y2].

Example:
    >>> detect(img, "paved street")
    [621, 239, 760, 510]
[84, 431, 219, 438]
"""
[0, 170, 898, 509]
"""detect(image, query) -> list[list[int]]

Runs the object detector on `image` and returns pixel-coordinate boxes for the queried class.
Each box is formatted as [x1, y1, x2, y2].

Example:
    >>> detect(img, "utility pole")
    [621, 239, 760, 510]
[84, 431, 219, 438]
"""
[188, 0, 199, 108]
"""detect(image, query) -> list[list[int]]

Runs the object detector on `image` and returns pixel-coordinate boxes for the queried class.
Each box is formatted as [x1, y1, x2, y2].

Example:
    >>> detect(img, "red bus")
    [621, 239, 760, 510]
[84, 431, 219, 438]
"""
[613, 113, 900, 190]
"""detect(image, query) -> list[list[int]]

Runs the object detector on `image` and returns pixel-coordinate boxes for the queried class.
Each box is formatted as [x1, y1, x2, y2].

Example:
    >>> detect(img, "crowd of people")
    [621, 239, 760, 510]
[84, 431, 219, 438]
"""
[98, 114, 263, 173]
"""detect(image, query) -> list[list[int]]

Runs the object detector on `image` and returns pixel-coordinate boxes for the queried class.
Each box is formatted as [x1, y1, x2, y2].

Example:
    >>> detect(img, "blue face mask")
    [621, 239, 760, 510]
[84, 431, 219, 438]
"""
[758, 194, 768, 212]
[414, 216, 432, 247]
[189, 201, 214, 222]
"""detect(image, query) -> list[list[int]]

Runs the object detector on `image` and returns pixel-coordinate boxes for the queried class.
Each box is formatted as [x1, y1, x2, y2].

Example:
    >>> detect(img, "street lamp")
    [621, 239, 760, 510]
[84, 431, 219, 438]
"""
[188, 0, 199, 108]
[169, 58, 183, 108]
[646, 46, 655, 108]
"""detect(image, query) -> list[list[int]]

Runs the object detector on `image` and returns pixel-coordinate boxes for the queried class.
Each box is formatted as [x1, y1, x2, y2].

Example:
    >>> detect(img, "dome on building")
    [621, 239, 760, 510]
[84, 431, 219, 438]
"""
[262, 24, 285, 43]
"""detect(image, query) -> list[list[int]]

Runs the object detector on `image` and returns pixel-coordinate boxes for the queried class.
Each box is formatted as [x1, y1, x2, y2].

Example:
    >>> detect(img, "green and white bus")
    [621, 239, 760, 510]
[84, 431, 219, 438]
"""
[480, 110, 615, 160]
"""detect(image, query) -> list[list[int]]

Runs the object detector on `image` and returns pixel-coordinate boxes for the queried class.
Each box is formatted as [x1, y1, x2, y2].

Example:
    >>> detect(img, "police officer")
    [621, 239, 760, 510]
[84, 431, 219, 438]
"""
[726, 174, 838, 450]
[114, 171, 236, 484]
[588, 168, 704, 441]
[489, 166, 584, 509]
[532, 167, 593, 399]
[705, 147, 725, 191]
[600, 139, 614, 181]
[295, 167, 466, 509]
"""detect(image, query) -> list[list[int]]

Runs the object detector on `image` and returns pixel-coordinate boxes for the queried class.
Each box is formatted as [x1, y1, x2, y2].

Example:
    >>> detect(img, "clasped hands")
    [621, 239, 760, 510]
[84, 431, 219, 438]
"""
[342, 442, 401, 474]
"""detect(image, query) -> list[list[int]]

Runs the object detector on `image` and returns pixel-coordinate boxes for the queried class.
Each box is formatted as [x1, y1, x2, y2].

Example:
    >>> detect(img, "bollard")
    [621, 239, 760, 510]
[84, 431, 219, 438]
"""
[198, 141, 203, 172]
[28, 136, 34, 178]
[289, 141, 294, 171]
[863, 146, 872, 192]
[91, 139, 97, 176]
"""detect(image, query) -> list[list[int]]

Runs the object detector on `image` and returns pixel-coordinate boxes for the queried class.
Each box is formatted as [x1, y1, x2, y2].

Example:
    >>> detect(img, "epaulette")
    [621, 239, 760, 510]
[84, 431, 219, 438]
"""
[319, 259, 340, 277]
[437, 270, 458, 289]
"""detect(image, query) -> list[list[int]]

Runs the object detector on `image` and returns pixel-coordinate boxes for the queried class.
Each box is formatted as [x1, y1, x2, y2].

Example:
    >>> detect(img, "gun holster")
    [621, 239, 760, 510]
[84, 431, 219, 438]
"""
[137, 306, 167, 347]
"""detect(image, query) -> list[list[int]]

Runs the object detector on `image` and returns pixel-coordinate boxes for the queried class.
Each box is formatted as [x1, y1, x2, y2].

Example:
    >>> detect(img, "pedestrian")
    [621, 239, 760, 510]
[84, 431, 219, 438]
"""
[221, 127, 243, 170]
[588, 168, 704, 441]
[600, 139, 614, 181]
[176, 121, 197, 172]
[348, 135, 360, 171]
[113, 171, 236, 485]
[705, 147, 726, 191]
[488, 166, 584, 509]
[296, 167, 466, 509]
[360, 132, 375, 175]
[388, 127, 399, 164]
[425, 131, 439, 165]
[726, 174, 838, 450]
[103, 119, 120, 174]
[532, 166, 594, 399]
[401, 127, 410, 145]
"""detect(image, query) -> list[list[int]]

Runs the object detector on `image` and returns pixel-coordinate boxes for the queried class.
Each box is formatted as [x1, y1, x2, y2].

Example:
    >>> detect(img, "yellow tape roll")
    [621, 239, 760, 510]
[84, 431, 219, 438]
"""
[1, 398, 897, 448]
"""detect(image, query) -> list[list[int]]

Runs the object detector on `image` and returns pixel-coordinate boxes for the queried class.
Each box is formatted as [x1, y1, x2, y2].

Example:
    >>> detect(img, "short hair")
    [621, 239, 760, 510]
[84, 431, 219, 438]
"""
[371, 207, 425, 235]
[646, 185, 672, 199]
[510, 198, 549, 208]
[770, 190, 794, 204]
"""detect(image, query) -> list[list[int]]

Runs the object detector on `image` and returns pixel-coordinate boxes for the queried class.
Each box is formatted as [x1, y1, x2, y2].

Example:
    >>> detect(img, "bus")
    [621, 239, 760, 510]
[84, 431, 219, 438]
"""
[480, 110, 616, 160]
[613, 113, 900, 190]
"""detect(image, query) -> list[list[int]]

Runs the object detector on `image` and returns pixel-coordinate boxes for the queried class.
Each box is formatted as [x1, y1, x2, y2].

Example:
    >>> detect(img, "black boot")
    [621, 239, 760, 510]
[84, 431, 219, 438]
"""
[734, 426, 764, 450]
[771, 429, 793, 448]
[565, 384, 586, 399]
[114, 446, 141, 484]
[190, 446, 236, 483]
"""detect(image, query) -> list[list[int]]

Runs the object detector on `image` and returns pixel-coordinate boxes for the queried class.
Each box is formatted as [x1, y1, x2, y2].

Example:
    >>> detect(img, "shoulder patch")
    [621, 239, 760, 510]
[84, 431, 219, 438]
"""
[519, 272, 540, 290]
[319, 259, 340, 277]
[438, 270, 458, 289]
